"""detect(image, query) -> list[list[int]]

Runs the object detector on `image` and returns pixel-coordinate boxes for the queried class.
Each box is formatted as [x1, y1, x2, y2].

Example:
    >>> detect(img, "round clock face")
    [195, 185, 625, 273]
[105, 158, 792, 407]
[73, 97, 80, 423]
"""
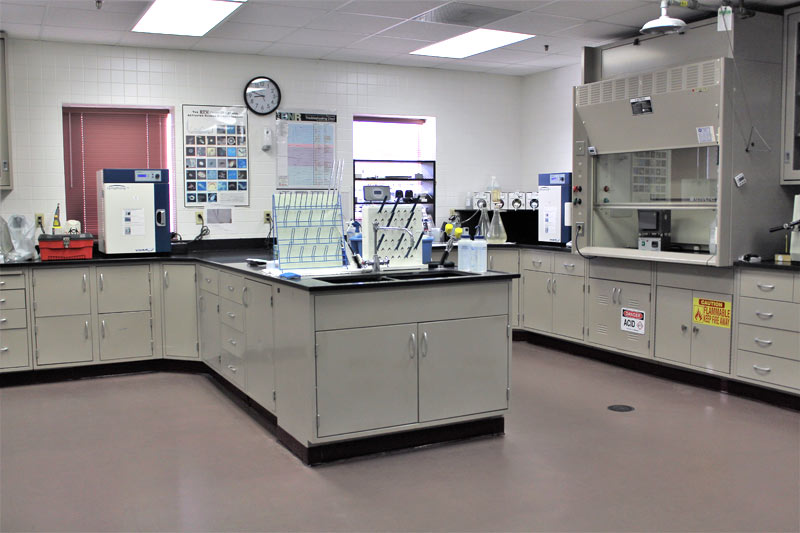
[244, 76, 281, 115]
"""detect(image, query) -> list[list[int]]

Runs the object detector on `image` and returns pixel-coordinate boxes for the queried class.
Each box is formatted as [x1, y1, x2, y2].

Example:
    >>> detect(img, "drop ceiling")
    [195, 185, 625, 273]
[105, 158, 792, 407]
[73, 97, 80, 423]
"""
[0, 0, 798, 76]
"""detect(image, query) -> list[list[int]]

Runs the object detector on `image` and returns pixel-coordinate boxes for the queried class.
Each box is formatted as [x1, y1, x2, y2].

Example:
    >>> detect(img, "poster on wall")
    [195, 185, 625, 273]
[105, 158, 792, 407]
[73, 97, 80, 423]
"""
[276, 111, 336, 189]
[182, 105, 249, 207]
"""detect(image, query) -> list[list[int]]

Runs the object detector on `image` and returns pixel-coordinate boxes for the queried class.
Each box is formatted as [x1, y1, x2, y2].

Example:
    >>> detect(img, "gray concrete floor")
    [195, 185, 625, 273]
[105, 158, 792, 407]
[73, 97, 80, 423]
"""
[1, 341, 798, 532]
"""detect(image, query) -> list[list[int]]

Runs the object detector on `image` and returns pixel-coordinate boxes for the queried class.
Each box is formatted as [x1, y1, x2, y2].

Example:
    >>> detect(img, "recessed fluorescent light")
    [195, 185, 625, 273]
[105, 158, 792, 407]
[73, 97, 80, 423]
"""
[410, 28, 534, 59]
[133, 0, 246, 37]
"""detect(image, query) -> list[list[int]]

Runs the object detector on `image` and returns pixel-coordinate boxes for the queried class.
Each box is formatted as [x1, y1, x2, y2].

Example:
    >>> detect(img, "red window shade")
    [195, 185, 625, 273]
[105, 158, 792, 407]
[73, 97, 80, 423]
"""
[63, 108, 170, 235]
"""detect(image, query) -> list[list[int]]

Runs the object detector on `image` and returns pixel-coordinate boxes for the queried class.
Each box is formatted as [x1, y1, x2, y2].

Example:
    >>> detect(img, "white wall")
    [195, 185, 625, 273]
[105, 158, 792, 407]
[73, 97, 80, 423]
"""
[0, 39, 524, 238]
[521, 63, 580, 183]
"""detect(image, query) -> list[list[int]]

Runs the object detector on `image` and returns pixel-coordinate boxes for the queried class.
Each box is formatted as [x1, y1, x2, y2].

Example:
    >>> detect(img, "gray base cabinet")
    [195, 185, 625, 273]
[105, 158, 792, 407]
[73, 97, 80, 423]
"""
[34, 315, 93, 366]
[162, 264, 199, 359]
[0, 270, 30, 371]
[522, 262, 584, 341]
[198, 290, 221, 371]
[99, 311, 153, 361]
[243, 279, 275, 413]
[586, 279, 650, 357]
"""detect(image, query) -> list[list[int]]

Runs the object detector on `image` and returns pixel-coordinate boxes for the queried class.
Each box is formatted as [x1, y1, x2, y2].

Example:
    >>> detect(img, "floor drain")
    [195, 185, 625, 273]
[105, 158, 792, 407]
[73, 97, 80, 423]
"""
[607, 404, 634, 412]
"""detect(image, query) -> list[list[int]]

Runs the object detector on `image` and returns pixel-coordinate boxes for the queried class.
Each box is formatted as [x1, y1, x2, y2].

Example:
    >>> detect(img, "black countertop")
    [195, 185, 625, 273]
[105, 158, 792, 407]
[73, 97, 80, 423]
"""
[734, 260, 800, 272]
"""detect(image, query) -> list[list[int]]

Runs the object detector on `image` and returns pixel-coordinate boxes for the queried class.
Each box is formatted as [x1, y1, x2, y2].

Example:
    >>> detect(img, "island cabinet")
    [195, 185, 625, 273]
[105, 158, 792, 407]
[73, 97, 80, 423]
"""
[274, 280, 512, 447]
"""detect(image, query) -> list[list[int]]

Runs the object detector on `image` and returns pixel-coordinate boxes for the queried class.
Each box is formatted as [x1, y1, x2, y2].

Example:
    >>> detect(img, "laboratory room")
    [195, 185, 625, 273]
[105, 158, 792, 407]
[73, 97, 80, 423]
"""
[0, 0, 799, 531]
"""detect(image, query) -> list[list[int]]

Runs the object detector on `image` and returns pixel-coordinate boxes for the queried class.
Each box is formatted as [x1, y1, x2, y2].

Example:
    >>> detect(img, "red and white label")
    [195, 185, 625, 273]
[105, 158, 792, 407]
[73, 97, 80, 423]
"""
[620, 308, 646, 335]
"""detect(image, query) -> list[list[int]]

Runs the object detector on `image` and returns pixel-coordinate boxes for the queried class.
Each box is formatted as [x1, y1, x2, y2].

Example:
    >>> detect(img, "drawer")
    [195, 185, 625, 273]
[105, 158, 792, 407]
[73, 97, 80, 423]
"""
[0, 271, 26, 290]
[520, 250, 552, 272]
[220, 323, 245, 358]
[198, 266, 219, 295]
[0, 289, 26, 310]
[656, 263, 733, 294]
[0, 328, 30, 369]
[737, 324, 800, 361]
[219, 271, 245, 303]
[553, 255, 585, 277]
[739, 270, 794, 302]
[738, 298, 800, 332]
[736, 350, 800, 390]
[221, 351, 245, 389]
[487, 249, 518, 274]
[219, 298, 245, 333]
[0, 309, 27, 329]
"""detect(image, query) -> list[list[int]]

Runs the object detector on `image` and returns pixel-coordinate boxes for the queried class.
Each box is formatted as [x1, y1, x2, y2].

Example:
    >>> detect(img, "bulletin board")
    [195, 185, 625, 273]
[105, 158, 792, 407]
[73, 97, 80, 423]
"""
[276, 111, 336, 189]
[182, 105, 249, 207]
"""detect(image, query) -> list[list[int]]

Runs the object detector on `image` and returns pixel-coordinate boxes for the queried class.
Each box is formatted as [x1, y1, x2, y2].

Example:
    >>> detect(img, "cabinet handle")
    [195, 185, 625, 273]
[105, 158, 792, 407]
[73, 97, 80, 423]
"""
[227, 364, 237, 373]
[199, 295, 205, 311]
[226, 312, 236, 318]
[228, 339, 237, 346]
[533, 259, 542, 267]
[421, 331, 428, 358]
[0, 318, 6, 323]
[409, 333, 416, 359]
[0, 281, 4, 286]
[205, 277, 212, 284]
[242, 286, 248, 307]
[82, 273, 87, 292]
[617, 287, 622, 303]
[754, 337, 773, 346]
[755, 311, 774, 319]
[552, 278, 556, 293]
[0, 347, 8, 352]
[692, 325, 699, 334]
[753, 364, 772, 374]
[489, 256, 494, 270]
[546, 279, 551, 293]
[611, 287, 617, 304]
[227, 285, 235, 292]
[563, 263, 575, 269]
[0, 299, 6, 303]
[101, 320, 106, 338]
[164, 270, 169, 288]
[681, 324, 688, 333]
[756, 283, 775, 291]
[99, 273, 104, 291]
[84, 321, 89, 339]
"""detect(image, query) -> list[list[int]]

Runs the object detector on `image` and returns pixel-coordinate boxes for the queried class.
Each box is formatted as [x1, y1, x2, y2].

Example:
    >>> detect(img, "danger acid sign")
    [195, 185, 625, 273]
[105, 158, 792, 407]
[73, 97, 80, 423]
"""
[692, 297, 732, 328]
[620, 308, 646, 335]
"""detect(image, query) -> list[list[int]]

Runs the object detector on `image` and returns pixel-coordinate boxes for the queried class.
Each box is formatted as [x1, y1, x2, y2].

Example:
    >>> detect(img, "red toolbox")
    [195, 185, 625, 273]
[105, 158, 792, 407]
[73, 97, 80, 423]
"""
[38, 233, 94, 260]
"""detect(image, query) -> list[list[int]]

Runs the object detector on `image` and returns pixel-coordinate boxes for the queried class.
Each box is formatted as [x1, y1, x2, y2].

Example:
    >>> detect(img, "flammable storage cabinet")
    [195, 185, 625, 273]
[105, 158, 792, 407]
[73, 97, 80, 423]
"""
[571, 15, 795, 267]
[97, 169, 171, 254]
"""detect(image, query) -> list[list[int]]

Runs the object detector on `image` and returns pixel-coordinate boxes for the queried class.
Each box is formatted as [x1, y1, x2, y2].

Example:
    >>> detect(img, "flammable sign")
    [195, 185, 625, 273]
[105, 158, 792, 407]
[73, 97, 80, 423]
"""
[692, 297, 732, 329]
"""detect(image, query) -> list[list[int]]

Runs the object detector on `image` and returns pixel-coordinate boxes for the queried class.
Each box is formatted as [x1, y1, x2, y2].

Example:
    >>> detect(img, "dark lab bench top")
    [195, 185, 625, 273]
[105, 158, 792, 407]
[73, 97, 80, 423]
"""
[0, 245, 518, 292]
[734, 260, 800, 272]
[431, 242, 572, 253]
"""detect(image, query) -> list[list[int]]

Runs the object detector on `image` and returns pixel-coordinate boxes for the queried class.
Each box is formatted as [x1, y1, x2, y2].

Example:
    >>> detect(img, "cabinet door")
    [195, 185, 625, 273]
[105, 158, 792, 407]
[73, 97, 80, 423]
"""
[0, 329, 30, 369]
[96, 265, 151, 313]
[489, 250, 519, 327]
[162, 264, 198, 359]
[198, 290, 221, 371]
[588, 279, 650, 356]
[33, 268, 91, 317]
[551, 274, 584, 340]
[315, 324, 418, 437]
[690, 291, 731, 372]
[522, 270, 552, 332]
[99, 311, 153, 361]
[654, 286, 691, 364]
[35, 315, 93, 366]
[418, 315, 508, 422]
[243, 279, 275, 412]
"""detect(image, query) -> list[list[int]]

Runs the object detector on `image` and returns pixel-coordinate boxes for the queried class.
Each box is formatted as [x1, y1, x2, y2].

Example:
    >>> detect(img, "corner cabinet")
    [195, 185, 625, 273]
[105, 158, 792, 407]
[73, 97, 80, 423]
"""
[783, 8, 800, 183]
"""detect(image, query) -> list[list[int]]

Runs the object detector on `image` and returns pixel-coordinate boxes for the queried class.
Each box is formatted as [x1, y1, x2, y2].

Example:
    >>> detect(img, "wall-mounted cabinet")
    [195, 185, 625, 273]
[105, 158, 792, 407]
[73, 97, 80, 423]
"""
[0, 36, 10, 190]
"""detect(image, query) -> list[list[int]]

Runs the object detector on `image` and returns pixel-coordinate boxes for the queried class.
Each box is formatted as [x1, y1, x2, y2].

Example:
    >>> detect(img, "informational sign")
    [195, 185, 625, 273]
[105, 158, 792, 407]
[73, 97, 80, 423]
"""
[276, 111, 336, 189]
[538, 186, 562, 242]
[692, 297, 732, 328]
[621, 308, 646, 335]
[182, 105, 249, 207]
[122, 208, 145, 236]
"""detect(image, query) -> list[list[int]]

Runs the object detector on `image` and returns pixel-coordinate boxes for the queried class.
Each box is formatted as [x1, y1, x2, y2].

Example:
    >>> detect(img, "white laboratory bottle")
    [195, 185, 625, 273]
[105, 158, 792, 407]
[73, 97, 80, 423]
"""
[458, 237, 473, 272]
[709, 218, 718, 255]
[473, 236, 487, 273]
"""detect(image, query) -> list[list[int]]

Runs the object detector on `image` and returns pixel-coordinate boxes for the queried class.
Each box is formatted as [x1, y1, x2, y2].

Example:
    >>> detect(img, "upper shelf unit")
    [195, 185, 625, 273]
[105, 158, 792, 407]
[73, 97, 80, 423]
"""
[353, 160, 435, 222]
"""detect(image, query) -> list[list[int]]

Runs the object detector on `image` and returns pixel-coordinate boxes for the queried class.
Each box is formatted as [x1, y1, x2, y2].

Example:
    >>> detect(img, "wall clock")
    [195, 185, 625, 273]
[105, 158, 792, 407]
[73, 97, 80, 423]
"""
[244, 76, 281, 115]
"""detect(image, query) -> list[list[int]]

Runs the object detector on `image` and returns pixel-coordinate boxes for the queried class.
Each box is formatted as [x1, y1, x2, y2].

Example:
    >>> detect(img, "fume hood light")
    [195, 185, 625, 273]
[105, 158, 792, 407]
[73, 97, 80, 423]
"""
[640, 0, 687, 35]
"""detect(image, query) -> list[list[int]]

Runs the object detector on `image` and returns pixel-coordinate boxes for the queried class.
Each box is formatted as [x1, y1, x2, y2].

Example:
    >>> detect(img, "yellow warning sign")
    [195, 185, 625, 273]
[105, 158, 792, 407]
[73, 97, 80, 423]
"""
[692, 297, 732, 328]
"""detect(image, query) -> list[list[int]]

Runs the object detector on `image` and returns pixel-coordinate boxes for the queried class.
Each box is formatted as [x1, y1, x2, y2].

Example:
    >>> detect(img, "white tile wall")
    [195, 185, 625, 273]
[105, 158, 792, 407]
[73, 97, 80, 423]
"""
[0, 38, 534, 238]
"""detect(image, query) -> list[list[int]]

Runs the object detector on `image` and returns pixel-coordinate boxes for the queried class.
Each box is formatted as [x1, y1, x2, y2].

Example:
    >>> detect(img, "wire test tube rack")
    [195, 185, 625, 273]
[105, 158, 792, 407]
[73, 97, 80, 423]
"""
[273, 190, 346, 270]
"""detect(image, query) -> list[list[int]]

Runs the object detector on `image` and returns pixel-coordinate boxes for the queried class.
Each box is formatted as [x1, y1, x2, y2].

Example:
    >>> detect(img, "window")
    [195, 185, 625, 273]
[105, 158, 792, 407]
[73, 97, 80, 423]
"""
[62, 107, 175, 234]
[353, 115, 436, 161]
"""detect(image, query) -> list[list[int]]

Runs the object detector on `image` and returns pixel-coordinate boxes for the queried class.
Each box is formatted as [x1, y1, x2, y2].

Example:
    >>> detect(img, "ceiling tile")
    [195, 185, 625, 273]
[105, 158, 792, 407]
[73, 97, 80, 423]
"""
[0, 3, 46, 24]
[378, 21, 470, 41]
[0, 22, 41, 39]
[192, 37, 266, 54]
[230, 3, 326, 27]
[40, 25, 123, 45]
[535, 1, 650, 21]
[469, 47, 544, 64]
[305, 12, 402, 35]
[346, 35, 433, 54]
[42, 6, 139, 31]
[554, 20, 638, 41]
[279, 28, 364, 47]
[259, 42, 338, 59]
[486, 11, 584, 34]
[457, 1, 551, 12]
[322, 48, 397, 62]
[61, 0, 150, 14]
[378, 54, 451, 68]
[517, 52, 578, 67]
[338, 1, 446, 19]
[489, 63, 549, 75]
[118, 32, 201, 49]
[207, 22, 295, 42]
[414, 2, 521, 26]
[248, 0, 348, 9]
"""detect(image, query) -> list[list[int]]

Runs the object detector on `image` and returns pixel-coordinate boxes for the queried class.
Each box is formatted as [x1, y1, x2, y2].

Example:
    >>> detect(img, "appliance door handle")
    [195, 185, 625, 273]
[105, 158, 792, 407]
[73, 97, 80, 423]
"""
[99, 273, 104, 291]
[409, 333, 416, 359]
[155, 209, 166, 227]
[101, 319, 106, 338]
[754, 337, 773, 346]
[753, 364, 771, 374]
[164, 270, 169, 288]
[82, 273, 87, 292]
[756, 283, 775, 291]
[421, 331, 428, 358]
[755, 311, 774, 319]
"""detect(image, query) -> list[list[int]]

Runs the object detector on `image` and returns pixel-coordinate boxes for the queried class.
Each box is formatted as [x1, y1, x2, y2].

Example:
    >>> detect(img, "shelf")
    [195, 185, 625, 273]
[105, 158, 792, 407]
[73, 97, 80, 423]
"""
[593, 202, 717, 210]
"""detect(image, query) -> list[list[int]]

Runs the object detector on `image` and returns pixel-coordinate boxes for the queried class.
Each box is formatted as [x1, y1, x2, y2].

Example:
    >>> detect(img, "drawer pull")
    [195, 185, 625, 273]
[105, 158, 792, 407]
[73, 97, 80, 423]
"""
[0, 281, 4, 286]
[563, 263, 575, 269]
[242, 286, 248, 307]
[228, 339, 237, 346]
[752, 364, 772, 374]
[0, 318, 6, 323]
[754, 337, 773, 346]
[227, 364, 237, 373]
[0, 347, 8, 352]
[755, 311, 774, 319]
[205, 277, 212, 283]
[226, 312, 236, 318]
[533, 259, 542, 266]
[227, 285, 235, 292]
[0, 299, 5, 303]
[756, 283, 775, 291]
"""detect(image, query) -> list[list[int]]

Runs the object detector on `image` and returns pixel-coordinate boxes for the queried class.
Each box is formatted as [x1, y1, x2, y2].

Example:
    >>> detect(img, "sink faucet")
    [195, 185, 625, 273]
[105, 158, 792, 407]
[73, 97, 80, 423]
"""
[368, 220, 413, 273]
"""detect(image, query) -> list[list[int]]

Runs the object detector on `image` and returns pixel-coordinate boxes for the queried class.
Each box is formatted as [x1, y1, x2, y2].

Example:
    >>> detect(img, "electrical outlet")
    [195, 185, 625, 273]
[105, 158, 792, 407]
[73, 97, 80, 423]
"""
[264, 210, 272, 225]
[195, 212, 204, 225]
[35, 213, 45, 228]
[575, 222, 585, 236]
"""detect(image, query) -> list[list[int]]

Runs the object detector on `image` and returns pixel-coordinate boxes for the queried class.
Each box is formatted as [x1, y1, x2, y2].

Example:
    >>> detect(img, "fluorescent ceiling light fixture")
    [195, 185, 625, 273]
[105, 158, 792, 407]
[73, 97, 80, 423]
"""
[410, 28, 534, 59]
[133, 0, 246, 37]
